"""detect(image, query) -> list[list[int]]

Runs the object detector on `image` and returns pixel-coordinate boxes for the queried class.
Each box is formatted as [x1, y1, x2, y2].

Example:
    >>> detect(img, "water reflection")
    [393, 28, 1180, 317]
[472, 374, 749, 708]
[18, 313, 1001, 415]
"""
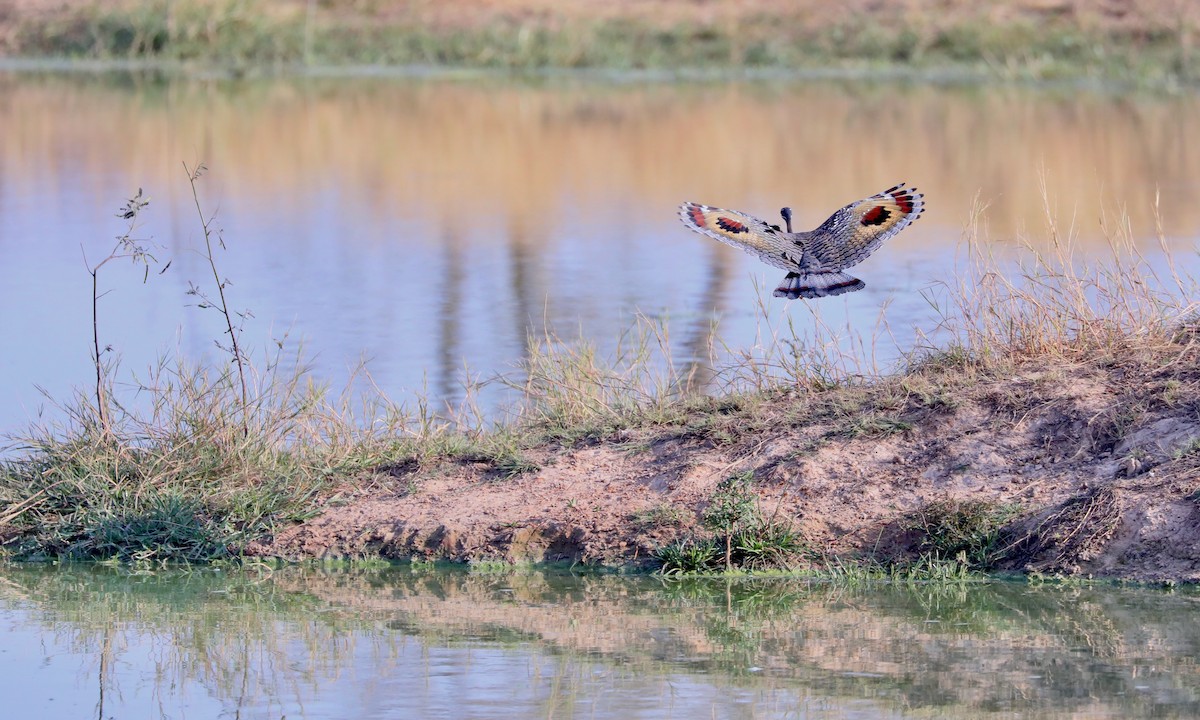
[0, 565, 1198, 719]
[1, 72, 1198, 433]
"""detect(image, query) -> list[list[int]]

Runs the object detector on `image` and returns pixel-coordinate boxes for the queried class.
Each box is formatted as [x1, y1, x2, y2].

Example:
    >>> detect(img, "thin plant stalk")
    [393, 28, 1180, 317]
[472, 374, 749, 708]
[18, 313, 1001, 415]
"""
[90, 263, 108, 435]
[82, 189, 154, 438]
[184, 162, 250, 437]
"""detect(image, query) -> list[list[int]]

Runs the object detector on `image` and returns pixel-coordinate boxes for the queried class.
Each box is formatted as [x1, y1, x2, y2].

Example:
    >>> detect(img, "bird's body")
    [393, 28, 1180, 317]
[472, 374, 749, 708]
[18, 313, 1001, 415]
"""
[678, 183, 925, 299]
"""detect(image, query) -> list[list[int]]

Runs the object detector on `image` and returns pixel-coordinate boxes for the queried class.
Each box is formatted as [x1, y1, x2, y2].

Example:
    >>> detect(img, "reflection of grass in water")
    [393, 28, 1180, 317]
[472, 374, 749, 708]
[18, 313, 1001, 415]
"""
[4, 565, 1200, 717]
[4, 564, 638, 715]
[2, 565, 363, 715]
[652, 575, 1200, 714]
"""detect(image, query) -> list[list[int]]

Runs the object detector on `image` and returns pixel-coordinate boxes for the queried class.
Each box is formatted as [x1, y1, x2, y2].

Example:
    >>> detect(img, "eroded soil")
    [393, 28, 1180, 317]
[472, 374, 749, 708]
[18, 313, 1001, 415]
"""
[249, 348, 1200, 582]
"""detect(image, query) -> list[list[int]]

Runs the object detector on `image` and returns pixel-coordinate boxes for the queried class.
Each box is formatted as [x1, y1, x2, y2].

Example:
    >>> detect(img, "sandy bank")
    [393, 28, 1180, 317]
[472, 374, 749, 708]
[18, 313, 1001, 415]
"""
[249, 346, 1200, 583]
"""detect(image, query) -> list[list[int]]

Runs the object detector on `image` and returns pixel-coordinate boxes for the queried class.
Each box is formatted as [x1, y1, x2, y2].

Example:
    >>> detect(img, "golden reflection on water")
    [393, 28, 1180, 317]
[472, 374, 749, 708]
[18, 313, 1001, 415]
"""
[1, 74, 1198, 245]
[2, 566, 1199, 719]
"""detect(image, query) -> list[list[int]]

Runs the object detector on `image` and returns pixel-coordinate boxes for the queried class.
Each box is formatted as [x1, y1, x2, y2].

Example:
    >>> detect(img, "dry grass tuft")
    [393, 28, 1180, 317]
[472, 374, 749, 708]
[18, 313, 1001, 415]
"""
[1003, 486, 1123, 573]
[929, 187, 1199, 368]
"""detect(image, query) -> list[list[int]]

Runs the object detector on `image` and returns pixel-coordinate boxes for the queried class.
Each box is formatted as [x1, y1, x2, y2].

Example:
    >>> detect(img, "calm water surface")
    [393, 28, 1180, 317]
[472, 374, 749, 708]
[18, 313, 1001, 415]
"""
[1, 72, 1199, 433]
[0, 565, 1198, 719]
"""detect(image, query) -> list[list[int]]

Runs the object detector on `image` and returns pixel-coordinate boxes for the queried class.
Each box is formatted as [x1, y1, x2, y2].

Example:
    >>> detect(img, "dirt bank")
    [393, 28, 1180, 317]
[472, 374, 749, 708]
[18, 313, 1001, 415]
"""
[249, 343, 1200, 583]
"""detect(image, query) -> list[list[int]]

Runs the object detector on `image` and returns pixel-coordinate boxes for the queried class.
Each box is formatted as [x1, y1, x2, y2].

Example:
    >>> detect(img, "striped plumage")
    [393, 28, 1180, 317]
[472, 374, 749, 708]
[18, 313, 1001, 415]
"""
[678, 183, 925, 299]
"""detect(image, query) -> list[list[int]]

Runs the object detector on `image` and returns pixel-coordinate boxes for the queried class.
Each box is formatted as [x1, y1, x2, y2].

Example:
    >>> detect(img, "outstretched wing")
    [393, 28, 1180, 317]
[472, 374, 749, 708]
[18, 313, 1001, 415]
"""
[678, 202, 798, 271]
[802, 183, 925, 271]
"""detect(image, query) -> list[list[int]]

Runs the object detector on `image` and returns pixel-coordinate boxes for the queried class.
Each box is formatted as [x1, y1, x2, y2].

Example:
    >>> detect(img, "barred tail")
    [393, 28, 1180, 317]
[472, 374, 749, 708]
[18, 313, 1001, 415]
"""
[774, 271, 865, 299]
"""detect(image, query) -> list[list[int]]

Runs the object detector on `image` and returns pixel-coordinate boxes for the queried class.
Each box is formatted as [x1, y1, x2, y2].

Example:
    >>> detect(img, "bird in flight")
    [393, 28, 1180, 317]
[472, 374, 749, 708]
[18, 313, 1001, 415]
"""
[678, 183, 925, 299]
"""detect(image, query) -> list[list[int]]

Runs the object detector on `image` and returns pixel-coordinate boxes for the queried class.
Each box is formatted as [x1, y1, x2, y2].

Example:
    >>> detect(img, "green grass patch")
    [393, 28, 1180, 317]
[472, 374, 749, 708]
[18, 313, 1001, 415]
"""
[655, 471, 808, 575]
[3, 1, 1198, 86]
[906, 499, 1024, 570]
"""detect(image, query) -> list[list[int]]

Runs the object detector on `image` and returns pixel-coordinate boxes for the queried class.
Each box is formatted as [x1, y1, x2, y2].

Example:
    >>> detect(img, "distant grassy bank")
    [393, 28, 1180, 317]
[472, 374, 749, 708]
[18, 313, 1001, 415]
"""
[1, 0, 1197, 86]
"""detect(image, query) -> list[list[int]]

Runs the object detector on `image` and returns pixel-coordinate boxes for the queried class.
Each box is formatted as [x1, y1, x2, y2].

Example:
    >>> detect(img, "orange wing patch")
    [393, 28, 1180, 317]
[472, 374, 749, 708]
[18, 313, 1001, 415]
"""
[678, 202, 796, 271]
[716, 216, 749, 234]
[860, 206, 892, 226]
[681, 203, 767, 242]
[854, 184, 921, 231]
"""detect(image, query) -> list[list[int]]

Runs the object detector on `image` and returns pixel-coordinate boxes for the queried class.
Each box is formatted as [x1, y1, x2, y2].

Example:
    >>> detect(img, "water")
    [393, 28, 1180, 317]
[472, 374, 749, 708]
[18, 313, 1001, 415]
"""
[2, 71, 1200, 435]
[1, 564, 1198, 719]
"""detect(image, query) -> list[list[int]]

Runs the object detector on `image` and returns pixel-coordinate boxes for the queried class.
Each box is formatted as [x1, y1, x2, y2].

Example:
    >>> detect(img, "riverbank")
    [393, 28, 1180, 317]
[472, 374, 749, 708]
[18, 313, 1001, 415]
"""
[1, 0, 1197, 87]
[2, 191, 1199, 581]
[7, 334, 1198, 582]
[243, 339, 1200, 583]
